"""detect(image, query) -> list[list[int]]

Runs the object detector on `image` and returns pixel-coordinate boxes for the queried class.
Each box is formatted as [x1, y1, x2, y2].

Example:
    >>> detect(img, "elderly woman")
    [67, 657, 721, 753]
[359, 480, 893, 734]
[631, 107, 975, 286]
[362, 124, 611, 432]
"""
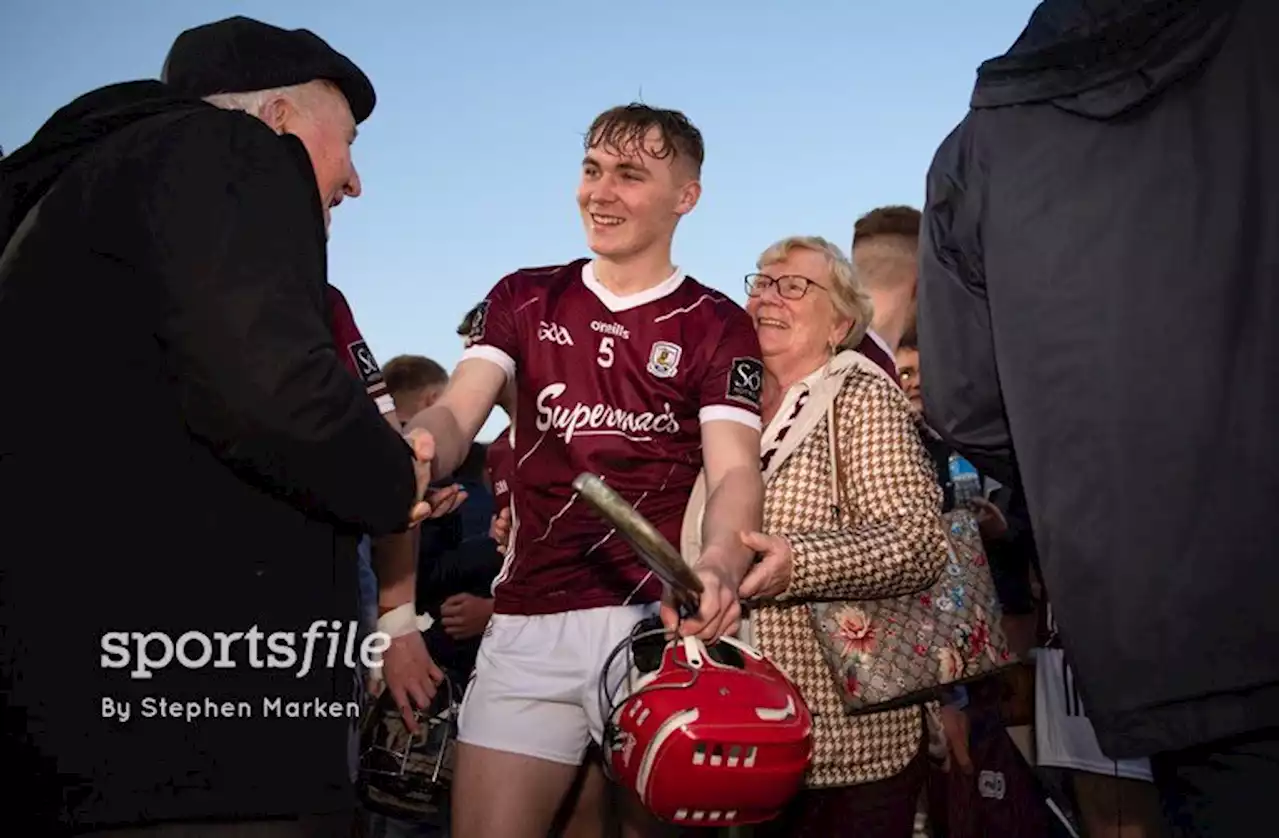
[682, 236, 949, 837]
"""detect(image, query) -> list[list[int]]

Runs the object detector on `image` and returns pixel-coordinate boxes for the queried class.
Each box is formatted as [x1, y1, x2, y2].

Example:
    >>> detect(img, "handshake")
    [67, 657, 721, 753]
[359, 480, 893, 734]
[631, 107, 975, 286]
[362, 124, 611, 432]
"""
[405, 428, 466, 527]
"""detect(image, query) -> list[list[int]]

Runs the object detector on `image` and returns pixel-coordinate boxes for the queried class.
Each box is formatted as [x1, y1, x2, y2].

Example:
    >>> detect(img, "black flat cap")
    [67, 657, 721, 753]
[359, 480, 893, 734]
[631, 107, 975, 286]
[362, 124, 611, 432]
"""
[161, 16, 376, 123]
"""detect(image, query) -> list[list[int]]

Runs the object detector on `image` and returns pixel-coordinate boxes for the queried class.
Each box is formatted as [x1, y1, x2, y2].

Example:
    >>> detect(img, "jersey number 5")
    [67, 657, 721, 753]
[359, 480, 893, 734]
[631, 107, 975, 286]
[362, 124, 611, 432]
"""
[597, 337, 615, 368]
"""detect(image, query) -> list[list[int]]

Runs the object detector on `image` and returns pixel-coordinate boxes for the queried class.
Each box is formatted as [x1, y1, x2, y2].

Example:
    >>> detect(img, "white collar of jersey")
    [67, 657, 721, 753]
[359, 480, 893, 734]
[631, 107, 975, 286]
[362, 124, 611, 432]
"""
[865, 328, 897, 373]
[581, 261, 686, 313]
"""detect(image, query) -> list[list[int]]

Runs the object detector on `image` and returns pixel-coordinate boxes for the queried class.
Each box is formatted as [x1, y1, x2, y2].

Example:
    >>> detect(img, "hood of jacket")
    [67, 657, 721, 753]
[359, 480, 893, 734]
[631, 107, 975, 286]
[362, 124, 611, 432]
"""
[970, 0, 1242, 118]
[0, 80, 213, 253]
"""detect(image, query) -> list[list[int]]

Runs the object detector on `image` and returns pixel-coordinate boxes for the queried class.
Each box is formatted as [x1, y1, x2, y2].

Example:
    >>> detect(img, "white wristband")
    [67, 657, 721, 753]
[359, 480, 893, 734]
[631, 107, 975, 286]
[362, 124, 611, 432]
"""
[368, 604, 434, 687]
[376, 602, 434, 638]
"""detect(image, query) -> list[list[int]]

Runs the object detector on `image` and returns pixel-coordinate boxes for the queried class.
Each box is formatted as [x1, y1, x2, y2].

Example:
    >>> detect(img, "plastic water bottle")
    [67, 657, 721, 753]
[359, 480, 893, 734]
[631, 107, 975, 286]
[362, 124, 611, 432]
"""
[949, 452, 982, 506]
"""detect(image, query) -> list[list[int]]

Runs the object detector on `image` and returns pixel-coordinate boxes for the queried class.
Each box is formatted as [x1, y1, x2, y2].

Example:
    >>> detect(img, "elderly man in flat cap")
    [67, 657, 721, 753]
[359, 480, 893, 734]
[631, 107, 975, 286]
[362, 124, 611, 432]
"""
[168, 11, 456, 764]
[0, 16, 441, 838]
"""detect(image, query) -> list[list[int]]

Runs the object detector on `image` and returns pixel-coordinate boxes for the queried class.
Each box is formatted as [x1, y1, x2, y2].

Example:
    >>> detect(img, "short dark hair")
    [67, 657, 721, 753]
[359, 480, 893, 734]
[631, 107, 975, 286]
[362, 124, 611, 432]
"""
[898, 323, 918, 350]
[852, 205, 921, 249]
[585, 103, 704, 176]
[383, 355, 447, 396]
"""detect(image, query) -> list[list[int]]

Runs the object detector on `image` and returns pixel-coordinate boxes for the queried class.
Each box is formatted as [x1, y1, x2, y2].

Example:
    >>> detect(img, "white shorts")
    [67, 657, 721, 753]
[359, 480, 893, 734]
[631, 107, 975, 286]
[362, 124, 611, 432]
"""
[1033, 647, 1153, 782]
[456, 602, 658, 766]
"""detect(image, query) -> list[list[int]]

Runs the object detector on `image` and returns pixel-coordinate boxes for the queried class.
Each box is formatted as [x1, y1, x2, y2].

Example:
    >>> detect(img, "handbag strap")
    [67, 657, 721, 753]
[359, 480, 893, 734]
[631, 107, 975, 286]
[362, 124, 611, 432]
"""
[828, 395, 848, 523]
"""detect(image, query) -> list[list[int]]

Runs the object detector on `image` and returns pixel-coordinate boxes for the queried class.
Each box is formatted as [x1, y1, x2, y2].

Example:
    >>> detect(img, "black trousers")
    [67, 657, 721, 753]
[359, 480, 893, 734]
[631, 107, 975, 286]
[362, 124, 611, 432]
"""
[77, 813, 355, 838]
[1149, 727, 1278, 838]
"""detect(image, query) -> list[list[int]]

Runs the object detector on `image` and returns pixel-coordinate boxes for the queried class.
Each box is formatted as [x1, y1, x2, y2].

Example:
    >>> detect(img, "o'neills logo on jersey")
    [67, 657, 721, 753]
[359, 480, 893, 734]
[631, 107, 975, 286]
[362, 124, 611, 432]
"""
[591, 320, 631, 340]
[535, 383, 678, 442]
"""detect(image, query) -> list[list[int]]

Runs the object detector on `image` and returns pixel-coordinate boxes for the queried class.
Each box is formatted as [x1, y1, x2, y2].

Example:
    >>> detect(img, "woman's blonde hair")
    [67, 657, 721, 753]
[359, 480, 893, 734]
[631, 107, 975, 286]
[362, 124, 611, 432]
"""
[756, 235, 875, 351]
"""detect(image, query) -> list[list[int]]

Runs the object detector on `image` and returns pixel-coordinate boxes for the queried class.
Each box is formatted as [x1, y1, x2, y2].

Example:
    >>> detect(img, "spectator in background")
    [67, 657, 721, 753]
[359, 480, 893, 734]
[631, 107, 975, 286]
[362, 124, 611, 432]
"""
[379, 352, 476, 635]
[381, 354, 488, 544]
[379, 354, 495, 662]
[896, 330, 1029, 646]
[917, 1, 1275, 835]
[384, 354, 450, 428]
[0, 15, 433, 836]
[852, 205, 921, 358]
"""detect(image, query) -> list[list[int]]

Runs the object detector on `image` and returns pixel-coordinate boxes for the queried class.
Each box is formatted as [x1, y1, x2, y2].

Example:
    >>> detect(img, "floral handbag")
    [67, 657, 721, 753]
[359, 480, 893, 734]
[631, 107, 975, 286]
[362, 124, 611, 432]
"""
[809, 404, 1018, 715]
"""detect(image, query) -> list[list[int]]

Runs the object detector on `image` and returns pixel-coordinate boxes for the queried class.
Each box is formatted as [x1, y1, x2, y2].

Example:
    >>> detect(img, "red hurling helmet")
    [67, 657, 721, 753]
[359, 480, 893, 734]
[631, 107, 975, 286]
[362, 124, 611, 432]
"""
[598, 617, 814, 828]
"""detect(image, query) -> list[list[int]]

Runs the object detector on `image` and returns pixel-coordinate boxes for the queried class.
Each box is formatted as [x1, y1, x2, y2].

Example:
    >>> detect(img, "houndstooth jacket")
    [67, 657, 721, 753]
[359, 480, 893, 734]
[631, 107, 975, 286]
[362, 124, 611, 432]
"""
[684, 350, 949, 788]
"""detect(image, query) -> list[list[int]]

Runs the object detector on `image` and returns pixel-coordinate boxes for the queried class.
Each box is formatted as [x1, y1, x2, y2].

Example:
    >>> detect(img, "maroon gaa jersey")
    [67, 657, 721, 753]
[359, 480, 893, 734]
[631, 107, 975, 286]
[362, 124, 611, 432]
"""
[326, 284, 396, 418]
[461, 259, 764, 616]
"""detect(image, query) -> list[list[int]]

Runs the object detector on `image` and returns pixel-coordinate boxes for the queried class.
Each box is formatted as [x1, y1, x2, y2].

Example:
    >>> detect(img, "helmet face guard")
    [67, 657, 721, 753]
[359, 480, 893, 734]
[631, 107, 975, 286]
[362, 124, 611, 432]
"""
[357, 673, 461, 823]
[598, 615, 814, 828]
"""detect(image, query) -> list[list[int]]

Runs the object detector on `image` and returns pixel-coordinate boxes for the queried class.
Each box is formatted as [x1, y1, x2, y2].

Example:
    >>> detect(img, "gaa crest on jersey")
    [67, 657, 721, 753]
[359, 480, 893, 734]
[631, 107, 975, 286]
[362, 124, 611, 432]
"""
[463, 300, 489, 348]
[726, 356, 764, 408]
[978, 770, 1006, 800]
[646, 341, 682, 378]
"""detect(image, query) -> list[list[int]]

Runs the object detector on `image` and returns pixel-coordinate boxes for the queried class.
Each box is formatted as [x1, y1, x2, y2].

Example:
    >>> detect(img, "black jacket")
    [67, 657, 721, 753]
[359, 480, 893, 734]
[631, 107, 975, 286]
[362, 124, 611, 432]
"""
[0, 81, 418, 831]
[917, 0, 1276, 758]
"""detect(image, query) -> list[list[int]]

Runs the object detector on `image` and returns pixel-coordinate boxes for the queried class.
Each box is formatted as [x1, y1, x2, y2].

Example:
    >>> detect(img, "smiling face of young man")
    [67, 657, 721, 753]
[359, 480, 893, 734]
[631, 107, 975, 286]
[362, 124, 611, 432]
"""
[576, 106, 703, 266]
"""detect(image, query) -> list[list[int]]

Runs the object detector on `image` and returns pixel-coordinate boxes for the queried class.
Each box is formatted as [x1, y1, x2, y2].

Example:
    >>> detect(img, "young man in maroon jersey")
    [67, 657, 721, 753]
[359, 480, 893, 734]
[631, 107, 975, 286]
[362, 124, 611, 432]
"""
[406, 104, 766, 837]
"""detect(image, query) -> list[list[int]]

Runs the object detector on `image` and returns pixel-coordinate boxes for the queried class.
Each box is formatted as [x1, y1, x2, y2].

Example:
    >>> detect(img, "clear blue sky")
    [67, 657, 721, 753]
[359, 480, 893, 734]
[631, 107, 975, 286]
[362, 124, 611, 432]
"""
[2, 0, 1034, 440]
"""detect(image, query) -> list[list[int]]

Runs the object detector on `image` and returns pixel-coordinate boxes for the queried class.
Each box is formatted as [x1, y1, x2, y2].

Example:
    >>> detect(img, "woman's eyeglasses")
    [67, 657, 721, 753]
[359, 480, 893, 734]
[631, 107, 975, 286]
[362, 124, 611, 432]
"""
[744, 273, 828, 300]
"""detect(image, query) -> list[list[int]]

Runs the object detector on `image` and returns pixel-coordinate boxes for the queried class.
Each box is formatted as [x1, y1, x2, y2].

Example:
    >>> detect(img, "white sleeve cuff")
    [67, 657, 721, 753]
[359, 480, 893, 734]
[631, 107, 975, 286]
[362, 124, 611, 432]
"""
[699, 405, 762, 430]
[461, 345, 516, 380]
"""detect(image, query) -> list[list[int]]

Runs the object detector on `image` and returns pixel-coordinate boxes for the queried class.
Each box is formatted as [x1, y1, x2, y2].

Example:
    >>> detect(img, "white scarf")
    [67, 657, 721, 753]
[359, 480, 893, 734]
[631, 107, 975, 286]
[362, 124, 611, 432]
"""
[679, 350, 893, 644]
[680, 349, 895, 562]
